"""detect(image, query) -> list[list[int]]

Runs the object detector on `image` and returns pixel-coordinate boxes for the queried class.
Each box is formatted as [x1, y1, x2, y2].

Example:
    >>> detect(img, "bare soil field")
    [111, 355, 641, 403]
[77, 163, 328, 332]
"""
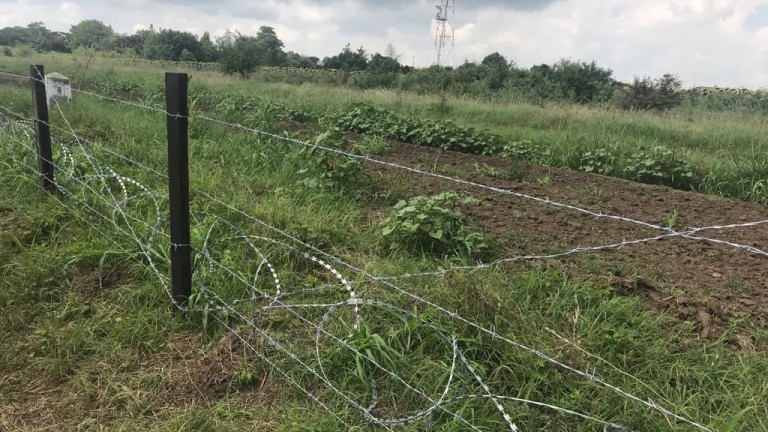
[370, 140, 768, 344]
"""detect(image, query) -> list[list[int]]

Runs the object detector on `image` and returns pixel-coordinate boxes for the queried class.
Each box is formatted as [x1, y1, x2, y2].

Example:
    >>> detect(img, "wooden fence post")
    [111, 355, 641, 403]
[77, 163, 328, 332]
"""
[165, 73, 191, 312]
[30, 64, 55, 192]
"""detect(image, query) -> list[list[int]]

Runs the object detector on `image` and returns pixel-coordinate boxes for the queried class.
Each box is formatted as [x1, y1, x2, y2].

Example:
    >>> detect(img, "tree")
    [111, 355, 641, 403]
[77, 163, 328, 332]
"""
[198, 32, 218, 62]
[0, 23, 69, 53]
[549, 59, 614, 103]
[481, 52, 511, 91]
[46, 32, 70, 53]
[25, 22, 52, 52]
[620, 73, 683, 111]
[179, 49, 196, 62]
[115, 34, 145, 54]
[69, 20, 115, 50]
[368, 53, 400, 74]
[143, 29, 202, 61]
[323, 44, 368, 71]
[254, 26, 285, 66]
[218, 32, 262, 78]
[0, 26, 29, 47]
[481, 52, 509, 70]
[454, 61, 487, 86]
[284, 51, 318, 68]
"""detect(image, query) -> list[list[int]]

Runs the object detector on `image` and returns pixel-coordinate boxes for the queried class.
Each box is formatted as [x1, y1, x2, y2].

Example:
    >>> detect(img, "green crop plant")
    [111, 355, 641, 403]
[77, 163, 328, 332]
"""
[379, 192, 493, 259]
[622, 146, 700, 190]
[663, 210, 682, 230]
[351, 135, 390, 156]
[579, 147, 621, 176]
[297, 131, 366, 191]
[499, 140, 539, 161]
[332, 104, 504, 155]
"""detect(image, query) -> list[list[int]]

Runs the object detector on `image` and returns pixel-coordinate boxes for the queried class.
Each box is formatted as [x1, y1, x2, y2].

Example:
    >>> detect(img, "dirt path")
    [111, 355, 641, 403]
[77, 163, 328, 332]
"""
[367, 141, 768, 345]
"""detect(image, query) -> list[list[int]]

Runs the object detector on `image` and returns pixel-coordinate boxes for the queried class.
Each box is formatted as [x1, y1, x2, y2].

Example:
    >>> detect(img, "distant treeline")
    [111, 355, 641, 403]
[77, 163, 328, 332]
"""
[3, 20, 766, 112]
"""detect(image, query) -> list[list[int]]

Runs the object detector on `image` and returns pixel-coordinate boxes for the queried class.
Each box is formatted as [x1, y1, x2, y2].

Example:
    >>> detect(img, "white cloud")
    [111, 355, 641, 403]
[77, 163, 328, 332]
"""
[3, 0, 768, 87]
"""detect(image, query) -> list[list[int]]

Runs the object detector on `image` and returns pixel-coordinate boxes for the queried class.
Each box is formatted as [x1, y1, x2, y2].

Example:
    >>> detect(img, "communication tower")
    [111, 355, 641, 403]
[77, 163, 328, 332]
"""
[432, 0, 455, 67]
[385, 43, 398, 59]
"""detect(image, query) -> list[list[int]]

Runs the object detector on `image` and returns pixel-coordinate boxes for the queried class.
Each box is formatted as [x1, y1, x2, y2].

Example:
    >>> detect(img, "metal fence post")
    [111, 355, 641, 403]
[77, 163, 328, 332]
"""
[165, 73, 191, 312]
[30, 64, 55, 192]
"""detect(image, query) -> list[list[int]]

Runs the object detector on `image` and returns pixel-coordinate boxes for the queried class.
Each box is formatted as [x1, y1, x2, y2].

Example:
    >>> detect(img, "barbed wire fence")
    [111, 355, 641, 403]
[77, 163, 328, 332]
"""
[1, 65, 765, 431]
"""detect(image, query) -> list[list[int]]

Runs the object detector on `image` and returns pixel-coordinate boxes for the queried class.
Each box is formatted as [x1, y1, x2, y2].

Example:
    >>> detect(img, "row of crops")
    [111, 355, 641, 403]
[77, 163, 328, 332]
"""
[81, 71, 768, 205]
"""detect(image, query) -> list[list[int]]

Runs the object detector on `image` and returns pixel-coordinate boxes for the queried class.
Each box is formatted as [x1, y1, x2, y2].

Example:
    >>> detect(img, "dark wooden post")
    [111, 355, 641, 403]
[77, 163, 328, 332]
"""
[30, 65, 55, 192]
[165, 73, 191, 312]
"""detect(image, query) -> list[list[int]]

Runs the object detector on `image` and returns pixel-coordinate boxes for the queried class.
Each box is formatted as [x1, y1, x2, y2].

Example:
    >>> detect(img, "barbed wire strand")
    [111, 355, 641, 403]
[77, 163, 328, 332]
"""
[2, 98, 766, 262]
[187, 185, 714, 432]
[0, 73, 730, 235]
[1, 114, 645, 430]
[0, 83, 748, 428]
[0, 115, 502, 430]
[2, 150, 366, 431]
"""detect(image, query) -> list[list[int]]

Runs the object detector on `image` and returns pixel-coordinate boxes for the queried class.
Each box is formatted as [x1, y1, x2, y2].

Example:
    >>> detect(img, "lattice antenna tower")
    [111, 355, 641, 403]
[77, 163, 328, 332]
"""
[385, 42, 398, 59]
[432, 0, 455, 67]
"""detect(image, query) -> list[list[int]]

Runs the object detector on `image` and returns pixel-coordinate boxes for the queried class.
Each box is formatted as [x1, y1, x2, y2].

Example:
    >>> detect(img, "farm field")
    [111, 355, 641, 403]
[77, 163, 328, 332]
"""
[1, 55, 767, 431]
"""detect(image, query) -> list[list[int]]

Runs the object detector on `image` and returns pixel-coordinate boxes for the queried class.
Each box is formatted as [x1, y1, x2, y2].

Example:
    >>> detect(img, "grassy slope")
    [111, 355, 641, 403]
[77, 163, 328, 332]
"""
[4, 54, 768, 195]
[0, 56, 767, 431]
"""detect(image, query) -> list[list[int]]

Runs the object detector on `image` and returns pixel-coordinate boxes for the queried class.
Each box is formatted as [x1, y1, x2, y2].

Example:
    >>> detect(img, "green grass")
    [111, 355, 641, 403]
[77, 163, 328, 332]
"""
[3, 53, 767, 204]
[0, 56, 767, 431]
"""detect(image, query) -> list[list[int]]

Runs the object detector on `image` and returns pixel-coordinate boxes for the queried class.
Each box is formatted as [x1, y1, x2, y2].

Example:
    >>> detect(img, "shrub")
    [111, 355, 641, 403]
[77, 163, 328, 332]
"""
[548, 59, 615, 104]
[622, 146, 699, 189]
[12, 44, 35, 58]
[379, 192, 493, 258]
[218, 33, 263, 78]
[297, 132, 365, 190]
[179, 49, 197, 62]
[620, 74, 684, 111]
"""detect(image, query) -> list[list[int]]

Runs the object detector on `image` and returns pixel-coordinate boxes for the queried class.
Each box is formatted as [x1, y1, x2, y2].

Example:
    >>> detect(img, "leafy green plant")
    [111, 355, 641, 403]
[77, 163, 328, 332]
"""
[379, 192, 493, 258]
[588, 184, 604, 197]
[332, 104, 504, 155]
[579, 147, 620, 176]
[499, 140, 537, 160]
[474, 163, 500, 178]
[234, 368, 259, 387]
[297, 132, 365, 190]
[187, 290, 227, 334]
[663, 210, 682, 230]
[351, 135, 390, 156]
[622, 146, 700, 189]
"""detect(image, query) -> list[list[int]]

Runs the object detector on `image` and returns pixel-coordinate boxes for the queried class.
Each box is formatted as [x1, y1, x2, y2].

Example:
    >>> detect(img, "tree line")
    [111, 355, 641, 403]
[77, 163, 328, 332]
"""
[0, 20, 684, 111]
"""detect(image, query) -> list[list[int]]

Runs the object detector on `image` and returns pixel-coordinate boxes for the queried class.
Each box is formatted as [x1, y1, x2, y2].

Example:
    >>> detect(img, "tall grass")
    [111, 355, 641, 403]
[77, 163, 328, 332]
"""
[3, 54, 767, 203]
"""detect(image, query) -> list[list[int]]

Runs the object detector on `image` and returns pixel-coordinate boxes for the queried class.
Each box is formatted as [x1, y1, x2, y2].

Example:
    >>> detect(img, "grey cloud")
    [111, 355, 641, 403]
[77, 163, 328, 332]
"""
[103, 0, 280, 22]
[271, 0, 562, 11]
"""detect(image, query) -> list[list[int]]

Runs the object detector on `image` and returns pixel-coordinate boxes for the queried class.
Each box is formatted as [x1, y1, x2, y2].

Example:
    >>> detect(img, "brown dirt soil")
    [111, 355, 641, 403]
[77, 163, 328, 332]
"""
[367, 141, 768, 345]
[147, 332, 275, 413]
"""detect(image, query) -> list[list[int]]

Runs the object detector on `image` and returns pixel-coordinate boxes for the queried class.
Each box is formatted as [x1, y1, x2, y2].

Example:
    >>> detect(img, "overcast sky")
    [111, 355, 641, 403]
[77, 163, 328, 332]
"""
[3, 0, 768, 87]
